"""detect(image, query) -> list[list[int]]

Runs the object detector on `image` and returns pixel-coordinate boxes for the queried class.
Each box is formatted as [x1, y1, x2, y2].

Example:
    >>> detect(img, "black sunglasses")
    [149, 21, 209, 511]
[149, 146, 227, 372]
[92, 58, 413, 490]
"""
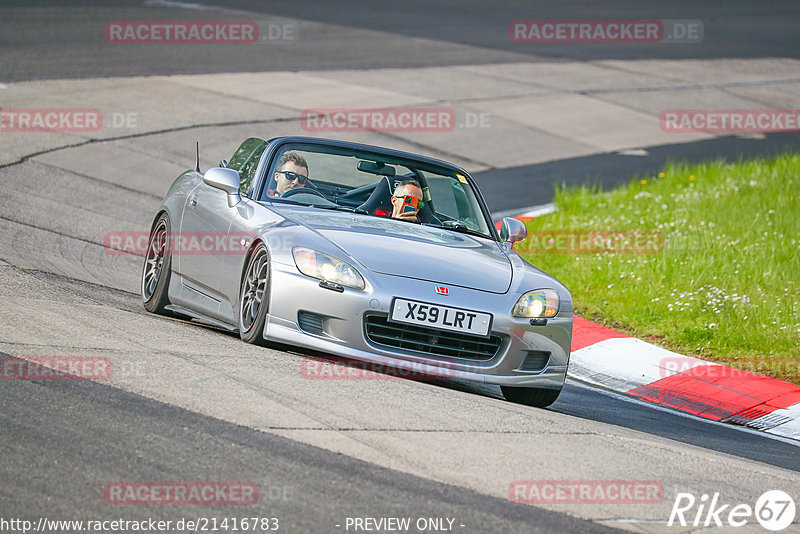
[277, 170, 309, 184]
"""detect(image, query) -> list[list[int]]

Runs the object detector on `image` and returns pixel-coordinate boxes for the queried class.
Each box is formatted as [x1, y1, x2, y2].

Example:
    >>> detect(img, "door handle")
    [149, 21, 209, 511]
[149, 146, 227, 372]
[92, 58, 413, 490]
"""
[189, 194, 198, 208]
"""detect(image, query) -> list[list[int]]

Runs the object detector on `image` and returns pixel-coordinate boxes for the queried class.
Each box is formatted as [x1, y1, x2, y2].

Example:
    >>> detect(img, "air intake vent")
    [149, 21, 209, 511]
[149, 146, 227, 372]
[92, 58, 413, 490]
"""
[364, 314, 502, 361]
[298, 311, 324, 335]
[519, 351, 550, 372]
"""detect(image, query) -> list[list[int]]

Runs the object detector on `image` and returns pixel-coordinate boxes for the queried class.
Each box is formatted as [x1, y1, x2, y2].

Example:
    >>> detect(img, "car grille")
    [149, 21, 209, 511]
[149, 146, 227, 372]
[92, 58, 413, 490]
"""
[364, 314, 503, 361]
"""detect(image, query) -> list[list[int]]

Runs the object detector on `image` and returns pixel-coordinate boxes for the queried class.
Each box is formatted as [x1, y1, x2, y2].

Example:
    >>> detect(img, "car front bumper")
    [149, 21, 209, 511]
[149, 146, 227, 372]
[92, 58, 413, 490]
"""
[264, 260, 571, 388]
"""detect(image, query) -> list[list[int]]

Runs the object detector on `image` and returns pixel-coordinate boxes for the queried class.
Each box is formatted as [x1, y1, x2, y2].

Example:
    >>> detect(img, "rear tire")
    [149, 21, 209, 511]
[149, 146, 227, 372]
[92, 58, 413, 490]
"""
[501, 386, 561, 408]
[141, 213, 172, 314]
[239, 244, 270, 346]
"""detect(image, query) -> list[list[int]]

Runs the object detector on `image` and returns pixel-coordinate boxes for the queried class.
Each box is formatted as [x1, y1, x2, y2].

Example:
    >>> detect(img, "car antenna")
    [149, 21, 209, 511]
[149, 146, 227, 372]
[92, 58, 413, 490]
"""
[194, 141, 200, 173]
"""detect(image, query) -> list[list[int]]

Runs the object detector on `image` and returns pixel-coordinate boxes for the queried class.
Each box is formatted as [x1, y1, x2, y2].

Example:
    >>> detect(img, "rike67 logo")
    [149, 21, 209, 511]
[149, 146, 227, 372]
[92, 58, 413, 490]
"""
[669, 490, 796, 531]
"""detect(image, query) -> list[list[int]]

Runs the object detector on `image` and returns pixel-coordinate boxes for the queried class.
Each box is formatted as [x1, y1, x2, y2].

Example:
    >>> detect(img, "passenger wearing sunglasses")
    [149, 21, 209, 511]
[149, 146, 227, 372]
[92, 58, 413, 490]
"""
[271, 152, 309, 196]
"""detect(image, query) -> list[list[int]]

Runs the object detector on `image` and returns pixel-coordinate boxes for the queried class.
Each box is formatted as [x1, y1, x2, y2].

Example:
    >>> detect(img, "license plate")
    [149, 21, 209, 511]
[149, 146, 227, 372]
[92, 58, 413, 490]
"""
[389, 298, 492, 337]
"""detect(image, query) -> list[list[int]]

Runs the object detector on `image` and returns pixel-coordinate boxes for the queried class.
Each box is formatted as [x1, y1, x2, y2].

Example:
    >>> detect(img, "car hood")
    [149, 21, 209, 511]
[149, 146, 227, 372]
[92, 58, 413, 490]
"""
[282, 208, 512, 293]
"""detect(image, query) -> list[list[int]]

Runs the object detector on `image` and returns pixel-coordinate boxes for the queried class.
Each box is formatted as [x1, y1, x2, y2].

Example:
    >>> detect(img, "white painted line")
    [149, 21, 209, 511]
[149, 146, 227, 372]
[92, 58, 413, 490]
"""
[0, 83, 7, 89]
[493, 202, 555, 222]
[518, 203, 557, 218]
[616, 148, 649, 156]
[143, 0, 210, 9]
[735, 132, 766, 140]
[765, 404, 800, 439]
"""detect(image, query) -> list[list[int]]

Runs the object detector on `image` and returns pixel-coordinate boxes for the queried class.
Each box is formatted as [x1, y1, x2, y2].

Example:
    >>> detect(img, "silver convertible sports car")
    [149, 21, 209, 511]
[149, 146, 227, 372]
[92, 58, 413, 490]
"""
[142, 137, 572, 407]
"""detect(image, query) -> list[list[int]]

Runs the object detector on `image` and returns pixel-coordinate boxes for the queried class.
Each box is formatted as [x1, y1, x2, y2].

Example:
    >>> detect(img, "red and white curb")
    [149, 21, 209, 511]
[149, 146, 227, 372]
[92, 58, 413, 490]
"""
[497, 207, 800, 440]
[569, 316, 800, 441]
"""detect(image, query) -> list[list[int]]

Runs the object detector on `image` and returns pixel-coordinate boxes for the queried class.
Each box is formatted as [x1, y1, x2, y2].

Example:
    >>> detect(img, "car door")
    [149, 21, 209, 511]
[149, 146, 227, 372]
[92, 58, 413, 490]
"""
[176, 181, 237, 318]
[176, 138, 270, 322]
[212, 198, 270, 324]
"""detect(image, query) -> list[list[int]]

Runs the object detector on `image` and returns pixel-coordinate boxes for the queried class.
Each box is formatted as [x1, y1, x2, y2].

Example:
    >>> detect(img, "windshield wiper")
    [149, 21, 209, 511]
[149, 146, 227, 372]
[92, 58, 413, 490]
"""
[312, 204, 355, 212]
[425, 221, 490, 239]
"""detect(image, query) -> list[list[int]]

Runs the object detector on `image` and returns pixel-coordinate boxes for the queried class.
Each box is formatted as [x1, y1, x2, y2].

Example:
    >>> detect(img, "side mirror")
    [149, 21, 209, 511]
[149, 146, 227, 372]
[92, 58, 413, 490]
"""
[204, 167, 241, 207]
[500, 217, 527, 244]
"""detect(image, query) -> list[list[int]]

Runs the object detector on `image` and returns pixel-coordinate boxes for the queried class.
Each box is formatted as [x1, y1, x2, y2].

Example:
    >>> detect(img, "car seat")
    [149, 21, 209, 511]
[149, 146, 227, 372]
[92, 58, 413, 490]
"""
[355, 177, 393, 216]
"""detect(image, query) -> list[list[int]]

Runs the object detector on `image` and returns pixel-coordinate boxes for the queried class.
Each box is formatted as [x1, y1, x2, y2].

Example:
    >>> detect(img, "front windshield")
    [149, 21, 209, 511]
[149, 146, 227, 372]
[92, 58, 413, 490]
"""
[259, 143, 494, 239]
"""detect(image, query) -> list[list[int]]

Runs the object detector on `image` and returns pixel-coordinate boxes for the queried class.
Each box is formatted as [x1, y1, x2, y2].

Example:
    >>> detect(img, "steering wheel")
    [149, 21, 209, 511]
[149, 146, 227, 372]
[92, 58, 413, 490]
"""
[280, 187, 327, 200]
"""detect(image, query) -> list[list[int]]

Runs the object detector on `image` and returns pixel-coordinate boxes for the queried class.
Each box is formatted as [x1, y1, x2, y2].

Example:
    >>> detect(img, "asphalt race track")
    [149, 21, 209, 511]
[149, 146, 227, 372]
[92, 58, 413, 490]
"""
[1, 2, 800, 533]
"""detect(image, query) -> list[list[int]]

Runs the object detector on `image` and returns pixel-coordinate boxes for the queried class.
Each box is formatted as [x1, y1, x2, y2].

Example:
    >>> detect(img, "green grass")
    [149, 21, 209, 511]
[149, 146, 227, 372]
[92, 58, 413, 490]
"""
[517, 153, 800, 383]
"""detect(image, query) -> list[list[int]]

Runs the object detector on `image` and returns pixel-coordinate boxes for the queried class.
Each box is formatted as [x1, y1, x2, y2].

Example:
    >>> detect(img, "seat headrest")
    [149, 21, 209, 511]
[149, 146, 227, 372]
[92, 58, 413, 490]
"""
[355, 176, 393, 216]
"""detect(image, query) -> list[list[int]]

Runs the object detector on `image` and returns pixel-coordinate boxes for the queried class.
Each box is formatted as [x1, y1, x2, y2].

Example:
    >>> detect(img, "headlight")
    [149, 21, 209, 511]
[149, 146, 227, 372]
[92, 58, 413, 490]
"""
[512, 289, 559, 318]
[293, 247, 365, 290]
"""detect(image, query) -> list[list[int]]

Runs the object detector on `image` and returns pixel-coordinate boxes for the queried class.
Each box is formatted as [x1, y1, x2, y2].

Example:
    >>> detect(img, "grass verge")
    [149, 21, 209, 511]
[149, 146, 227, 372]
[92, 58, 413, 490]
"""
[517, 153, 800, 383]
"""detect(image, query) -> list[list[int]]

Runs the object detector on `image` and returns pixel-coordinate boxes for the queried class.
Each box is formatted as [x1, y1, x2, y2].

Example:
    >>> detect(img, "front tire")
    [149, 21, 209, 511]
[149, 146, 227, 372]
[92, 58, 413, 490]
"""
[239, 244, 271, 345]
[501, 386, 561, 408]
[141, 213, 172, 314]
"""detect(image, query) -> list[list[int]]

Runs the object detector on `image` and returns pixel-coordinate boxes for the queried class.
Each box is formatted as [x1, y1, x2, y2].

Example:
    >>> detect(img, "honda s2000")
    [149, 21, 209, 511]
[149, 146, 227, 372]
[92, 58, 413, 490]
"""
[142, 137, 572, 407]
